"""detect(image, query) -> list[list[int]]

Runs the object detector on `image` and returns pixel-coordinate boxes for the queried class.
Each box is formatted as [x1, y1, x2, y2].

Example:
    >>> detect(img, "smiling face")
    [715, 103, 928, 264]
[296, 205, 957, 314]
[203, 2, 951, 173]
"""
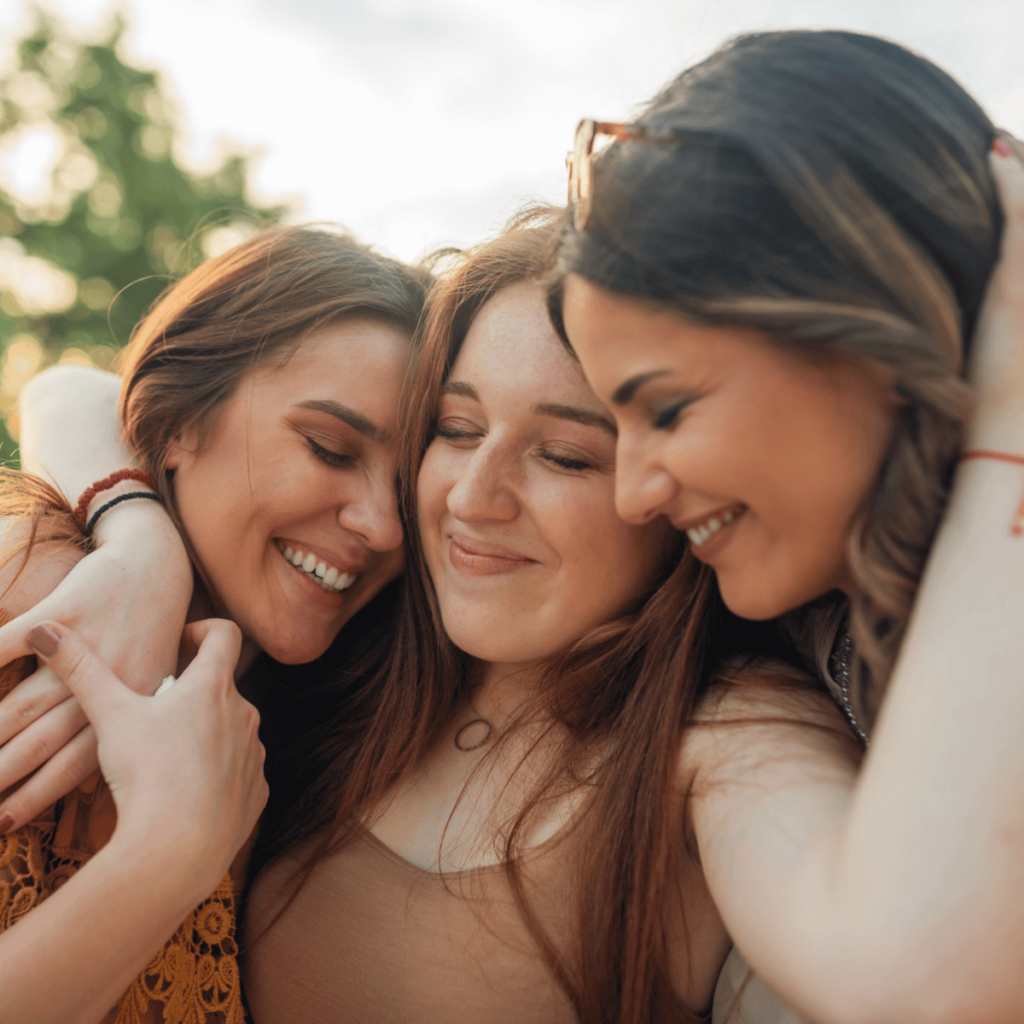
[562, 275, 898, 621]
[168, 319, 408, 663]
[417, 281, 674, 675]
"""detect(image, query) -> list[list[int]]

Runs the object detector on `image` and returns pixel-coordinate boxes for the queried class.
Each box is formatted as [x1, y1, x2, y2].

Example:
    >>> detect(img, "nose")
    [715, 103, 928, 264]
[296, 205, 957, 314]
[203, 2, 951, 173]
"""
[445, 441, 518, 523]
[337, 468, 404, 553]
[614, 432, 677, 525]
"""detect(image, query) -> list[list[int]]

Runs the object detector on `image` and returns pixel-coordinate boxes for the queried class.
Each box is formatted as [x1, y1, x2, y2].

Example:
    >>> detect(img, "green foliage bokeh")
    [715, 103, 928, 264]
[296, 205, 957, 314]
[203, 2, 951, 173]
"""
[0, 9, 288, 465]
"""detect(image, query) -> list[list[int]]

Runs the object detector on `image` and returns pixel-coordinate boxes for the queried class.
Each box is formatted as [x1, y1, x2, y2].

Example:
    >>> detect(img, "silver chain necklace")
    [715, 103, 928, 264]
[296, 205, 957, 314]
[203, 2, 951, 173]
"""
[829, 621, 870, 747]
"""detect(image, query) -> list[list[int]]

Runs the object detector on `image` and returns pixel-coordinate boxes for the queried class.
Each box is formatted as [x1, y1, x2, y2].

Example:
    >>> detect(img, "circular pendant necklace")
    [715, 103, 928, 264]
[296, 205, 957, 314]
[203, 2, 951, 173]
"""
[454, 717, 493, 752]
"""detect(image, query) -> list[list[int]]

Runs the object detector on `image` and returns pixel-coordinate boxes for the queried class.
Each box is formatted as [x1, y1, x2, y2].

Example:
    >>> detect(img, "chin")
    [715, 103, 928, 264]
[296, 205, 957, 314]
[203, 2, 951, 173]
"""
[257, 631, 334, 666]
[715, 575, 794, 622]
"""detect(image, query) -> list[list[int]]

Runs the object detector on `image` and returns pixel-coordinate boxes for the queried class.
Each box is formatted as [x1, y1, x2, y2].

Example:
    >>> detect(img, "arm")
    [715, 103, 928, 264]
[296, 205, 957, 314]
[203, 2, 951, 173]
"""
[19, 365, 129, 495]
[0, 619, 266, 1024]
[689, 148, 1024, 1024]
[0, 369, 192, 828]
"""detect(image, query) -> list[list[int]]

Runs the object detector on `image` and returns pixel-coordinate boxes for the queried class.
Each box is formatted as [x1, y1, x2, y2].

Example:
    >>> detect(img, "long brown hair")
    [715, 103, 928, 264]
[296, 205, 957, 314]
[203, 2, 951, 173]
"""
[119, 224, 429, 610]
[254, 206, 762, 1023]
[557, 31, 1003, 727]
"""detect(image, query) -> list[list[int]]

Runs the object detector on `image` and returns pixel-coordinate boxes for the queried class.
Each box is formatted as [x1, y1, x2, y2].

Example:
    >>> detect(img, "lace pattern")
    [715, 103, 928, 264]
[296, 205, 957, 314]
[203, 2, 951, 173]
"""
[0, 647, 246, 1024]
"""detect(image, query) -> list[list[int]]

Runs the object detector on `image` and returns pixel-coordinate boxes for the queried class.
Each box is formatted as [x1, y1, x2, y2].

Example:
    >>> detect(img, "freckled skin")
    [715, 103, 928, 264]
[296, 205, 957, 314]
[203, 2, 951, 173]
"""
[562, 275, 898, 620]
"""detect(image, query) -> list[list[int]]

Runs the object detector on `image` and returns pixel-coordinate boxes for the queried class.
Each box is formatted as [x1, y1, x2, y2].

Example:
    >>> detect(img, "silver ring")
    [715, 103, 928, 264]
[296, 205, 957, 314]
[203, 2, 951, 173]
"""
[153, 675, 176, 697]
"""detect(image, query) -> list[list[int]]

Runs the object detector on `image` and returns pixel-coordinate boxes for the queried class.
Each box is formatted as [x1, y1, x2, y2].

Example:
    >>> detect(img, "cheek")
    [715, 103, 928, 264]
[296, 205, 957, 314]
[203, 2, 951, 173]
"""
[416, 447, 454, 551]
[554, 507, 667, 615]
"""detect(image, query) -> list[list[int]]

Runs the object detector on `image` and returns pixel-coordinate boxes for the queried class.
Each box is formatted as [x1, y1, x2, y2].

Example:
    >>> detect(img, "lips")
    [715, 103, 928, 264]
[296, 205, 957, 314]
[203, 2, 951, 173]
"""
[447, 533, 536, 576]
[274, 539, 363, 593]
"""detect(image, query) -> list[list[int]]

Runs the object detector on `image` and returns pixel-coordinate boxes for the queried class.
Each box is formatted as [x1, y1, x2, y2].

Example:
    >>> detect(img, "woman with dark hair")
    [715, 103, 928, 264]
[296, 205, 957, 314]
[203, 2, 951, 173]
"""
[555, 29, 1024, 1023]
[0, 224, 427, 1022]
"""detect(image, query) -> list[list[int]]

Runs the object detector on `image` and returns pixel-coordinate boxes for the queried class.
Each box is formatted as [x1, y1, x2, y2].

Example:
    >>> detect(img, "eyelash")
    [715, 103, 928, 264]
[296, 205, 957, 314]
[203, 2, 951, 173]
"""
[435, 424, 595, 473]
[538, 451, 595, 472]
[653, 400, 691, 430]
[304, 436, 356, 468]
[434, 423, 481, 442]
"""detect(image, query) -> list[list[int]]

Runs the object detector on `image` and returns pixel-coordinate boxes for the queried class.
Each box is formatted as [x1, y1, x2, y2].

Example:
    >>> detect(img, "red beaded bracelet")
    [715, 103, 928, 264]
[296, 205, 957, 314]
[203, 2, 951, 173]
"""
[73, 468, 156, 526]
[961, 450, 1024, 536]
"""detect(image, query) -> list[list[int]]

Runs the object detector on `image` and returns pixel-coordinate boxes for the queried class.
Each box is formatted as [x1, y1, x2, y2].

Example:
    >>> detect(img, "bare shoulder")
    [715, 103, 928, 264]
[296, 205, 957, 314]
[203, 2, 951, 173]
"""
[677, 659, 862, 794]
[0, 513, 87, 618]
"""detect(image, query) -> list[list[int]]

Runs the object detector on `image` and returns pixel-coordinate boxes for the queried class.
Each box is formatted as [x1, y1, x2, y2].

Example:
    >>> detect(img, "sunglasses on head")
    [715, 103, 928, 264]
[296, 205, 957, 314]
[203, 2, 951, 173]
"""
[566, 118, 688, 232]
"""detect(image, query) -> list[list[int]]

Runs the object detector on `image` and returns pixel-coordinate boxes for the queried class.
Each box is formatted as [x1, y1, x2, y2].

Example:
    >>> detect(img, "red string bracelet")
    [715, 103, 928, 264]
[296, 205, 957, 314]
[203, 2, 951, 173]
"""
[961, 450, 1024, 536]
[73, 469, 156, 526]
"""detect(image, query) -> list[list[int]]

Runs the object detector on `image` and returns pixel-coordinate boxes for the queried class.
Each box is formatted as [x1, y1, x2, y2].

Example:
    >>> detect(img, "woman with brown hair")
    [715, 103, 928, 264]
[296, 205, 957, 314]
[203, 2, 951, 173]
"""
[242, 207, 715, 1022]
[554, 29, 1024, 1023]
[0, 224, 427, 1022]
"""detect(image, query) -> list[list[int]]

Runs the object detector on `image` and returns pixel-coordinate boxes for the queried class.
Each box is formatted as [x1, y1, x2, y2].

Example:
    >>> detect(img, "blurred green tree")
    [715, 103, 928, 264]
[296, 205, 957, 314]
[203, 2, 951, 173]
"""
[0, 9, 288, 463]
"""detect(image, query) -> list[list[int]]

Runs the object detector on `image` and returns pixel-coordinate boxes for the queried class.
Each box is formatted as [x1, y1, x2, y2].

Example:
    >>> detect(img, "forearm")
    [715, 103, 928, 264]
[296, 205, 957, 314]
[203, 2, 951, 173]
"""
[0, 832, 212, 1024]
[834, 455, 1024, 1011]
[761, 459, 1024, 1022]
[19, 366, 131, 499]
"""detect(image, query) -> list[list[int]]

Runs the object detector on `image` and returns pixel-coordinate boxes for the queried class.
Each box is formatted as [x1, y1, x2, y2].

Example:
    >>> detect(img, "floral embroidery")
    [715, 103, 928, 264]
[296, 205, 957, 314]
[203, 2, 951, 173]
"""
[0, 799, 246, 1024]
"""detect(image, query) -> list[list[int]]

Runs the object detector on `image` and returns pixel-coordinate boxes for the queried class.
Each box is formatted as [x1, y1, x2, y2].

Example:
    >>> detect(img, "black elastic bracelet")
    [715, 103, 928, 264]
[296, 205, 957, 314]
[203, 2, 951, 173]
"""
[85, 491, 163, 536]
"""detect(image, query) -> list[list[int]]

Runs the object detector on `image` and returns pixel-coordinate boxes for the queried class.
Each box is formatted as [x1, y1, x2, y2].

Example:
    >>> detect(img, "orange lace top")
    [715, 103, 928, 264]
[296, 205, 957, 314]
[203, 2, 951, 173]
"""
[0, 607, 247, 1024]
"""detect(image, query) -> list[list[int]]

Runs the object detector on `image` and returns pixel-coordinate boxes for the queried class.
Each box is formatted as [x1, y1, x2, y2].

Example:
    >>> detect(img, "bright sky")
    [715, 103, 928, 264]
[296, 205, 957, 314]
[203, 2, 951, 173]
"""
[2, 0, 1023, 263]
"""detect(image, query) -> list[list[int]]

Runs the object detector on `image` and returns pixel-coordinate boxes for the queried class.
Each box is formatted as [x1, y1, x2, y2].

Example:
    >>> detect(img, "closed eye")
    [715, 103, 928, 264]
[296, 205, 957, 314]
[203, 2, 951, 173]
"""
[304, 436, 356, 468]
[538, 449, 596, 472]
[653, 399, 692, 430]
[434, 421, 483, 444]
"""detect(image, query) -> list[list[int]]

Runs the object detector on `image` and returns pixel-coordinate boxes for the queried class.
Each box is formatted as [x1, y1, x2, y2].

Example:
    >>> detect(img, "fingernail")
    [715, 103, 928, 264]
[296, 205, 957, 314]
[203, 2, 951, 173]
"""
[994, 136, 1013, 158]
[27, 624, 60, 657]
[0, 812, 14, 837]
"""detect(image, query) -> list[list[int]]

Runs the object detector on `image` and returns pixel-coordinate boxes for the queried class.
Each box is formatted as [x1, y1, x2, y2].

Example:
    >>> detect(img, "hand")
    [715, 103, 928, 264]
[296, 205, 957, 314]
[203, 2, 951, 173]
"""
[25, 618, 267, 893]
[0, 501, 192, 828]
[968, 133, 1024, 447]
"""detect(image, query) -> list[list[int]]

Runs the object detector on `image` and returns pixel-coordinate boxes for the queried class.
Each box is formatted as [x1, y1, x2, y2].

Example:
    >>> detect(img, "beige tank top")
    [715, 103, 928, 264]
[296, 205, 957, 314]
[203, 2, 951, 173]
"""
[243, 826, 578, 1023]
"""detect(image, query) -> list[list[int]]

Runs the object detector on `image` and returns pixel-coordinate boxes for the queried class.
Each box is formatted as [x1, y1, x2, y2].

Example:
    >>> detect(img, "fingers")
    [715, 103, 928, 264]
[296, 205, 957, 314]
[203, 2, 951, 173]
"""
[991, 132, 1024, 280]
[0, 666, 70, 747]
[0, 727, 99, 831]
[0, 609, 41, 670]
[177, 619, 244, 685]
[25, 622, 132, 725]
[0, 694, 87, 794]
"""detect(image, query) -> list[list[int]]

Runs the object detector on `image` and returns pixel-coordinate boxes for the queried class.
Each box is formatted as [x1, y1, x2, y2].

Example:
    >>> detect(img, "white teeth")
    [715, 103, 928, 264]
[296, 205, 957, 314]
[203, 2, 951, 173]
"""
[686, 507, 743, 547]
[276, 541, 358, 593]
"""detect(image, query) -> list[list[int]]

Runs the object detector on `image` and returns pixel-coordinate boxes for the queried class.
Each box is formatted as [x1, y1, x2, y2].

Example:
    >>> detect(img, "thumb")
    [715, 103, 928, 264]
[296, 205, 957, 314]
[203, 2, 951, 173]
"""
[26, 621, 132, 727]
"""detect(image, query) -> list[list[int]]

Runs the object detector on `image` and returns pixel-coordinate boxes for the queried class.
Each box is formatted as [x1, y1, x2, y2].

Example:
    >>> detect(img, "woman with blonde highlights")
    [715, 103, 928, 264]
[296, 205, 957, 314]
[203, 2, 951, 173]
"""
[556, 29, 1024, 1023]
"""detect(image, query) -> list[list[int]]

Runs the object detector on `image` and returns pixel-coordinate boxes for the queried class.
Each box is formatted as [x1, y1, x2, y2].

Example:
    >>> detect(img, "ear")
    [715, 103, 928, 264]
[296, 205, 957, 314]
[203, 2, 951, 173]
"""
[164, 423, 201, 471]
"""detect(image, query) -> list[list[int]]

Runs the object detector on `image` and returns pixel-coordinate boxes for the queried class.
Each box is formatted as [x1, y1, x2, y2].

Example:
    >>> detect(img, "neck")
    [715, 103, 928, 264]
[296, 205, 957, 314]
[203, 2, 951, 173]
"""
[471, 659, 545, 722]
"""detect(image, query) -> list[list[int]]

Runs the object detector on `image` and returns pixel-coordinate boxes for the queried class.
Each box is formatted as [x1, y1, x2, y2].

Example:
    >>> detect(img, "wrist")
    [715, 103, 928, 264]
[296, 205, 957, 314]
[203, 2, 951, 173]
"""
[97, 827, 219, 920]
[967, 399, 1024, 453]
[94, 498, 192, 597]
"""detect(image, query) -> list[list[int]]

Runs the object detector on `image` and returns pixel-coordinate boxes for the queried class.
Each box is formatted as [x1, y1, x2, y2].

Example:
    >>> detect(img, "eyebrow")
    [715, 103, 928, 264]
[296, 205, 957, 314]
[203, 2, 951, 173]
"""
[532, 403, 616, 436]
[439, 380, 478, 400]
[294, 399, 387, 441]
[611, 370, 672, 406]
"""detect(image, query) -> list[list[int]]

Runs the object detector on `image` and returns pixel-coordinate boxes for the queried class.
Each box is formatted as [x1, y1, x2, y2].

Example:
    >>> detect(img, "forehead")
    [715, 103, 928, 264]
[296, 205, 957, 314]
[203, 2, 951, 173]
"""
[268, 319, 410, 383]
[453, 282, 595, 402]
